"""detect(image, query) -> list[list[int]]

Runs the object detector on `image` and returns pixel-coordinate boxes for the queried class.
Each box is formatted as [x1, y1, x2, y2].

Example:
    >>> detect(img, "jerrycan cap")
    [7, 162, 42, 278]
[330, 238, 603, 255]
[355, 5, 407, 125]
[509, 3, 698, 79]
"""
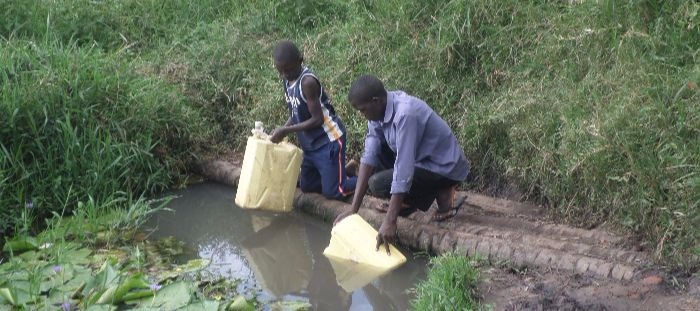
[251, 121, 269, 140]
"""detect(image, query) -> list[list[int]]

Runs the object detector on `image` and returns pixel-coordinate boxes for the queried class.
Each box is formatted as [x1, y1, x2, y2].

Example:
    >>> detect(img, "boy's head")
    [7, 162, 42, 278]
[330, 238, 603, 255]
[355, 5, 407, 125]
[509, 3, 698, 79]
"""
[273, 40, 303, 82]
[348, 74, 387, 121]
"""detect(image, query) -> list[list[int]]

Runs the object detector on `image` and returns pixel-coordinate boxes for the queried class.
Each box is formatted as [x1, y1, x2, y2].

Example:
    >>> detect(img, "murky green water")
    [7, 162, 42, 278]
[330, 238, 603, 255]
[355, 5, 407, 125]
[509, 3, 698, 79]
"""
[146, 182, 427, 310]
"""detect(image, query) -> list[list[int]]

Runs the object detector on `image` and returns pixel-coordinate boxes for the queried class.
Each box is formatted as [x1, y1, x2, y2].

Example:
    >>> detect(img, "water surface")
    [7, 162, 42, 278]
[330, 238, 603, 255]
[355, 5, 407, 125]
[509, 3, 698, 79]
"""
[147, 182, 427, 310]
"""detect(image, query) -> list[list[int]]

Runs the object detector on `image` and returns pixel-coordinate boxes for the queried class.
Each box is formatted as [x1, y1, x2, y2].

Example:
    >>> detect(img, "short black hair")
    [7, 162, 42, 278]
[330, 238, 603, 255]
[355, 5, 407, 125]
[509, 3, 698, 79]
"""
[273, 40, 302, 65]
[348, 74, 387, 103]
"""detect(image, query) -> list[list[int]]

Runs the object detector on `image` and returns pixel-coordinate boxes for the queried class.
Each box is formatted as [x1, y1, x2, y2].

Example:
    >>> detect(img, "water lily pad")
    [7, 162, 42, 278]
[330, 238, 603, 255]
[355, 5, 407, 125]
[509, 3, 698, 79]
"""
[95, 274, 149, 304]
[17, 250, 41, 262]
[179, 259, 211, 273]
[83, 263, 120, 297]
[85, 305, 117, 311]
[121, 289, 154, 301]
[1, 269, 29, 281]
[178, 300, 220, 311]
[0, 287, 36, 306]
[2, 237, 39, 254]
[62, 248, 92, 265]
[157, 259, 211, 282]
[6, 280, 31, 293]
[0, 288, 13, 305]
[130, 281, 193, 309]
[57, 266, 92, 293]
[45, 290, 77, 308]
[227, 295, 254, 311]
[95, 286, 118, 304]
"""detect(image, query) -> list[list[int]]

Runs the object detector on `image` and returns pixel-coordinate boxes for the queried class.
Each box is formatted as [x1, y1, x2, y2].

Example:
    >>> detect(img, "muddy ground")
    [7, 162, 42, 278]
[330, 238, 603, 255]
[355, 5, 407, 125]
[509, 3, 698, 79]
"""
[197, 157, 700, 310]
[480, 260, 700, 310]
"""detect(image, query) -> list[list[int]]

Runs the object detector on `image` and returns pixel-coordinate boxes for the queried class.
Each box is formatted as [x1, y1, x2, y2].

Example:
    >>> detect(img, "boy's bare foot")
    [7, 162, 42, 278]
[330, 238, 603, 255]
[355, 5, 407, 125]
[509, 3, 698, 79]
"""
[345, 159, 359, 177]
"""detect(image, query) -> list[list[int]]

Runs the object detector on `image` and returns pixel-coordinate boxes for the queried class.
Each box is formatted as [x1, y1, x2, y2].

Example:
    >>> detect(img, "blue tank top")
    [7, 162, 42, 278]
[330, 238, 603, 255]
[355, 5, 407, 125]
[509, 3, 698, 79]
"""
[283, 66, 345, 151]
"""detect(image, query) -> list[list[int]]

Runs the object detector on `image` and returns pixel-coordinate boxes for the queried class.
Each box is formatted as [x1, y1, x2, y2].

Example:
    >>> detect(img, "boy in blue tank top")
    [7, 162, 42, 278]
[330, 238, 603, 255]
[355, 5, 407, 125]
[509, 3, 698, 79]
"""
[269, 41, 357, 200]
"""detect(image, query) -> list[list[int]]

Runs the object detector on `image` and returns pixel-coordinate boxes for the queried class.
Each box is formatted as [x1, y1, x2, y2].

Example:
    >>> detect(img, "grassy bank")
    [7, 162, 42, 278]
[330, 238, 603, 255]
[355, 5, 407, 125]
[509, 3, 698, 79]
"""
[411, 254, 485, 310]
[1, 0, 698, 268]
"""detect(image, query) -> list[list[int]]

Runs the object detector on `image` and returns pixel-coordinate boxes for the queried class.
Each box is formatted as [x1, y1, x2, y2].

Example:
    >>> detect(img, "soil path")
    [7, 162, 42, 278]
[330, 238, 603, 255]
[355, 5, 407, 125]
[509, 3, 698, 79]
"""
[197, 158, 700, 310]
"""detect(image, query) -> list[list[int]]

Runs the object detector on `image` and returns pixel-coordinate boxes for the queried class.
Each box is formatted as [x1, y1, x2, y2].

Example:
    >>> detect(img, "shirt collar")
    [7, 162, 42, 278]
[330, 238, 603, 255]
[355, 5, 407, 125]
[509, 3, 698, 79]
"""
[383, 92, 395, 124]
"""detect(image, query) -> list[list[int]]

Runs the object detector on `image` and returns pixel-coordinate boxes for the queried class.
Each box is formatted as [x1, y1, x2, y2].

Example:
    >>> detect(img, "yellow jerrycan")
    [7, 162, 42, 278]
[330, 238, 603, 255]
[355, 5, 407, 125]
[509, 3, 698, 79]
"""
[323, 214, 406, 290]
[235, 122, 303, 212]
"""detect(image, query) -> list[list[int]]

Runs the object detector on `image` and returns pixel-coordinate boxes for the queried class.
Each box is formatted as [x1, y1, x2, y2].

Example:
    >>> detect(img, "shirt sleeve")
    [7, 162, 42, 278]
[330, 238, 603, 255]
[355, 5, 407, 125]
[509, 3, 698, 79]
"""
[391, 113, 422, 194]
[360, 121, 382, 167]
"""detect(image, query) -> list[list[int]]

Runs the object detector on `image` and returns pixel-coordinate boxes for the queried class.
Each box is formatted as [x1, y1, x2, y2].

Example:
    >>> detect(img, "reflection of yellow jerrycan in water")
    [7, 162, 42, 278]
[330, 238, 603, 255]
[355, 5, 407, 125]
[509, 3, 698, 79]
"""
[241, 215, 312, 297]
[235, 122, 303, 212]
[323, 214, 406, 291]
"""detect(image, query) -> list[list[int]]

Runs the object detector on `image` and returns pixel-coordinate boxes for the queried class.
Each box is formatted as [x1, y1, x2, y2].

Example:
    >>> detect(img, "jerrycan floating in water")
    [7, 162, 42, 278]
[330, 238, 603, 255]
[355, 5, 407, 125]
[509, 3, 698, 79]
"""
[235, 122, 303, 212]
[323, 214, 406, 289]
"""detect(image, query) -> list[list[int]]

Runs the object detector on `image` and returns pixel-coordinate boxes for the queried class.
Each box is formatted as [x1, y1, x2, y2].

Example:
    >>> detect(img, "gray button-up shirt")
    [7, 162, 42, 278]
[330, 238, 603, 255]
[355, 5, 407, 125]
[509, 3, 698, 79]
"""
[361, 91, 470, 194]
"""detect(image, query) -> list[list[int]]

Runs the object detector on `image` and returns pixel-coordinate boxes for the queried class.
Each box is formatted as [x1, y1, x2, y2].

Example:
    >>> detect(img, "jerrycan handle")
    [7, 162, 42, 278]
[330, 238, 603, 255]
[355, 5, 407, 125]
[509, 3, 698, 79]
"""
[251, 121, 270, 140]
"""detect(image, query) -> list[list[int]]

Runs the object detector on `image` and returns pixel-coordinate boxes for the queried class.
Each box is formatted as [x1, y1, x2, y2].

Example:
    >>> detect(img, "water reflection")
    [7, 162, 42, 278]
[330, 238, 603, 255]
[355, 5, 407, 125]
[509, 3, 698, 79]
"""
[147, 182, 426, 310]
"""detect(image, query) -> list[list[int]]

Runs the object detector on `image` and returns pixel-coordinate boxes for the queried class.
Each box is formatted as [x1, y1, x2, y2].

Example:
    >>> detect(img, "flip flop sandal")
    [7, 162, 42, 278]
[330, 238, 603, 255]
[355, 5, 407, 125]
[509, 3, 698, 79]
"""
[373, 202, 413, 215]
[432, 206, 460, 222]
[374, 202, 390, 213]
[432, 190, 467, 222]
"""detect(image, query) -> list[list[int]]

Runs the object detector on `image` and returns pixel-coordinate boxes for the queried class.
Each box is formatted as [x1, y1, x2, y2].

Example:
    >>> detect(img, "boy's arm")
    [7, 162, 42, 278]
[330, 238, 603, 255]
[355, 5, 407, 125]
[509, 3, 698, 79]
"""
[270, 76, 323, 143]
[334, 162, 374, 226]
[376, 114, 421, 254]
[334, 125, 382, 225]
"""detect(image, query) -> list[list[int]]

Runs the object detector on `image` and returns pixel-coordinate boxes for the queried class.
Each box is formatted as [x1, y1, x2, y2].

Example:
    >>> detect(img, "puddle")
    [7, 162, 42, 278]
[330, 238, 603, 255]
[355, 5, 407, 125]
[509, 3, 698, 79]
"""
[147, 181, 427, 310]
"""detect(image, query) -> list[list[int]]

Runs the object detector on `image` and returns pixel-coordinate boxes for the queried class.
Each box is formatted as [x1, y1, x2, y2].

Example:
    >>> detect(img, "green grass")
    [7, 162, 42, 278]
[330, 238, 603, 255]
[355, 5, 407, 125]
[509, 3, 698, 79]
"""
[0, 0, 698, 267]
[411, 253, 486, 310]
[0, 38, 209, 234]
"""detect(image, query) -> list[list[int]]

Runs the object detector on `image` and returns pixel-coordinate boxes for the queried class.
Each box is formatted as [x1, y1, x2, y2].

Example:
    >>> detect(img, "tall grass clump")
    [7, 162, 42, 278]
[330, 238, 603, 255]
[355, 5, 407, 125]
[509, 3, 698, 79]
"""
[411, 254, 485, 310]
[0, 39, 209, 234]
[0, 0, 243, 50]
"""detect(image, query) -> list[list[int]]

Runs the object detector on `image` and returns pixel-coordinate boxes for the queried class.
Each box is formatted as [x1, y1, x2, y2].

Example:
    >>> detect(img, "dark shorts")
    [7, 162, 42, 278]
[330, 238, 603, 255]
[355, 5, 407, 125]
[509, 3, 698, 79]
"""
[368, 167, 459, 215]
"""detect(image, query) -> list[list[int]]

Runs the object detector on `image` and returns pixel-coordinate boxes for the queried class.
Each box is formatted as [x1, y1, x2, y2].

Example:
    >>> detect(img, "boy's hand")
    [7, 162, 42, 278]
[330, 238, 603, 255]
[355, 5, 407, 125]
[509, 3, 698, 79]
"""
[269, 127, 287, 143]
[376, 219, 397, 255]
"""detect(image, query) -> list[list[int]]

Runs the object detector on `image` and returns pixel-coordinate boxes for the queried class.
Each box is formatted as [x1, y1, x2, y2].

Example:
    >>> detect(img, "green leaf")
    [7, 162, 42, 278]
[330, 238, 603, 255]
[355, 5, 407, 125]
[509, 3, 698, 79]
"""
[83, 262, 120, 297]
[227, 295, 254, 311]
[94, 273, 151, 305]
[95, 286, 118, 304]
[58, 266, 92, 294]
[7, 280, 31, 293]
[0, 288, 14, 305]
[63, 248, 92, 265]
[131, 281, 192, 309]
[1, 269, 29, 281]
[85, 304, 117, 311]
[17, 250, 41, 262]
[6, 287, 35, 305]
[178, 300, 220, 311]
[2, 237, 39, 254]
[179, 259, 211, 274]
[121, 289, 154, 302]
[113, 273, 150, 302]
